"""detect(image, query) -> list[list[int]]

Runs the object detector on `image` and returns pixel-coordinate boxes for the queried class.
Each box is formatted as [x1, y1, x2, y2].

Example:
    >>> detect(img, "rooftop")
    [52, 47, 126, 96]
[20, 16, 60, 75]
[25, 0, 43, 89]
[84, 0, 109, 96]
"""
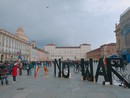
[120, 7, 130, 17]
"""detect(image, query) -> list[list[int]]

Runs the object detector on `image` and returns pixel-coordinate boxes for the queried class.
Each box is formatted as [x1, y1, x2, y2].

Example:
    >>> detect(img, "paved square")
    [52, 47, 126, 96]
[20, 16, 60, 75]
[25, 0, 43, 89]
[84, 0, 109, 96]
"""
[0, 65, 130, 98]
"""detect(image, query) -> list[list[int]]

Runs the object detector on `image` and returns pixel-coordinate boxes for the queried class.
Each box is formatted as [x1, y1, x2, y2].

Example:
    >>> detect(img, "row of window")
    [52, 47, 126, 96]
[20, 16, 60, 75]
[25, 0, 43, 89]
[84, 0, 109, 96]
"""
[50, 55, 62, 57]
[0, 34, 30, 54]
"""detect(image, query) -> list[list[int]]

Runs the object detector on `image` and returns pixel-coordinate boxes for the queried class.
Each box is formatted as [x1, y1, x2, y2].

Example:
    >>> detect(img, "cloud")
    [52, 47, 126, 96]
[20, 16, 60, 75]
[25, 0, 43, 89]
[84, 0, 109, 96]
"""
[0, 0, 130, 49]
[82, 0, 130, 14]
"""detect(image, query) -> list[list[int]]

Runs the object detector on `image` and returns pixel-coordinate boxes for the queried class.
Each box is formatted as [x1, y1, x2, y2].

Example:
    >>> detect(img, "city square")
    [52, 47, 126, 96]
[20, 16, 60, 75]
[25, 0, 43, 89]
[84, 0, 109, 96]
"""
[0, 63, 130, 98]
[1, 0, 130, 98]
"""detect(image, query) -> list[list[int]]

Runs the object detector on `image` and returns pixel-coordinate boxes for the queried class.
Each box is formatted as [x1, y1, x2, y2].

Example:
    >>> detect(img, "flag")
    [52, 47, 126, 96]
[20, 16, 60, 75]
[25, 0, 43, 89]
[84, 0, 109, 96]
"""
[43, 65, 48, 75]
[17, 50, 22, 60]
[18, 54, 22, 60]
[34, 65, 39, 78]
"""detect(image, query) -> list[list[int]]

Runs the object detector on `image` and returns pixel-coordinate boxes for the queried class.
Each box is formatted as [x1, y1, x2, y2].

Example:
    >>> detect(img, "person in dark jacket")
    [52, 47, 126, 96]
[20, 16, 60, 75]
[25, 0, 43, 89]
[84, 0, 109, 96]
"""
[0, 63, 8, 85]
[26, 61, 33, 75]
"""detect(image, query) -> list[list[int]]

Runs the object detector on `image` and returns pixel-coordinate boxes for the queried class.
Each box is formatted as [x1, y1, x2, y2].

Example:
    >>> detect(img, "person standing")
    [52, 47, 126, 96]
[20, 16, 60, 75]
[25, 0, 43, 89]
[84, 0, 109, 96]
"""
[12, 62, 18, 83]
[0, 63, 9, 85]
[19, 61, 23, 75]
[26, 62, 30, 75]
[29, 62, 33, 75]
[26, 61, 33, 75]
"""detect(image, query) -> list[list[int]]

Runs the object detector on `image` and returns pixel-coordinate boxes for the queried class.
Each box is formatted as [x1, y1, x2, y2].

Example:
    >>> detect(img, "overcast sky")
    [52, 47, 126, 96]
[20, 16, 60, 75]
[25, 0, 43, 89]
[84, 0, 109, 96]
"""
[0, 0, 130, 49]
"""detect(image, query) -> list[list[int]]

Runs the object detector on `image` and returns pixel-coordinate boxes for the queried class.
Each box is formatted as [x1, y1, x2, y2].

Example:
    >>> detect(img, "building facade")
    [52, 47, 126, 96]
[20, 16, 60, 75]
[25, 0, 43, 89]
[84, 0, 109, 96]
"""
[44, 44, 91, 61]
[0, 28, 31, 61]
[0, 28, 49, 62]
[31, 47, 49, 61]
[115, 7, 130, 53]
[86, 48, 100, 60]
[87, 43, 117, 60]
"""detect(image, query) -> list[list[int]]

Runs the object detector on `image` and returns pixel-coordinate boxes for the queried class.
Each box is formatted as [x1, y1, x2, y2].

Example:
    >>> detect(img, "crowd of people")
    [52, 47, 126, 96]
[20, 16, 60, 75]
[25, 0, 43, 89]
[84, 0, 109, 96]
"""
[0, 60, 52, 85]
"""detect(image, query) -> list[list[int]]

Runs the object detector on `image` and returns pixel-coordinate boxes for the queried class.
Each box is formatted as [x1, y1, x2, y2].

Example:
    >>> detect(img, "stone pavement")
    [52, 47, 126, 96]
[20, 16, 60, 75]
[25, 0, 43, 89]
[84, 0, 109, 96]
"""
[0, 65, 130, 98]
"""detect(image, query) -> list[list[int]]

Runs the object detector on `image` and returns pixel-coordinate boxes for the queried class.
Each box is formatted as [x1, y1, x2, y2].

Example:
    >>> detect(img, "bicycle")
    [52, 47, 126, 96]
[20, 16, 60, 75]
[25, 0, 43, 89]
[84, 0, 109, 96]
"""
[73, 63, 81, 74]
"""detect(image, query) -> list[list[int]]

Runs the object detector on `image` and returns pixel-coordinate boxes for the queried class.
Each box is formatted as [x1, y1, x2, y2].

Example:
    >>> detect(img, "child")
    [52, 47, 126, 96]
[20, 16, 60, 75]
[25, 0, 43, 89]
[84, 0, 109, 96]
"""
[12, 63, 18, 83]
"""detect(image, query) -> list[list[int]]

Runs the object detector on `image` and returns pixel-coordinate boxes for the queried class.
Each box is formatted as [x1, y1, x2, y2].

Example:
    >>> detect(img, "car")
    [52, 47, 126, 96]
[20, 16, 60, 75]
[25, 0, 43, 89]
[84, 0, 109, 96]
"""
[107, 54, 119, 58]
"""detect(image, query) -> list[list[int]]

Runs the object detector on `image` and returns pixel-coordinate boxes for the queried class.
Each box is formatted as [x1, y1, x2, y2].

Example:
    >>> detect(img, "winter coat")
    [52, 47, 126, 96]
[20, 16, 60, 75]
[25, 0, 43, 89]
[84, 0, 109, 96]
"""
[0, 65, 8, 76]
[12, 64, 18, 76]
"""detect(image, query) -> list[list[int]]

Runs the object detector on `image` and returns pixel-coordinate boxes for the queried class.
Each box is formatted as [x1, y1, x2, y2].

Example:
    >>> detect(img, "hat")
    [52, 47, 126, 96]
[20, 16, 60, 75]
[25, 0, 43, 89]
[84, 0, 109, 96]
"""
[14, 63, 18, 65]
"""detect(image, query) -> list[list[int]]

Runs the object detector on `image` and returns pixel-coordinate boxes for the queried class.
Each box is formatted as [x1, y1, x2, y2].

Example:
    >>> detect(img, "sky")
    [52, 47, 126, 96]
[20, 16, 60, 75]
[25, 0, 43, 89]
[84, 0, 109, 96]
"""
[0, 0, 130, 50]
